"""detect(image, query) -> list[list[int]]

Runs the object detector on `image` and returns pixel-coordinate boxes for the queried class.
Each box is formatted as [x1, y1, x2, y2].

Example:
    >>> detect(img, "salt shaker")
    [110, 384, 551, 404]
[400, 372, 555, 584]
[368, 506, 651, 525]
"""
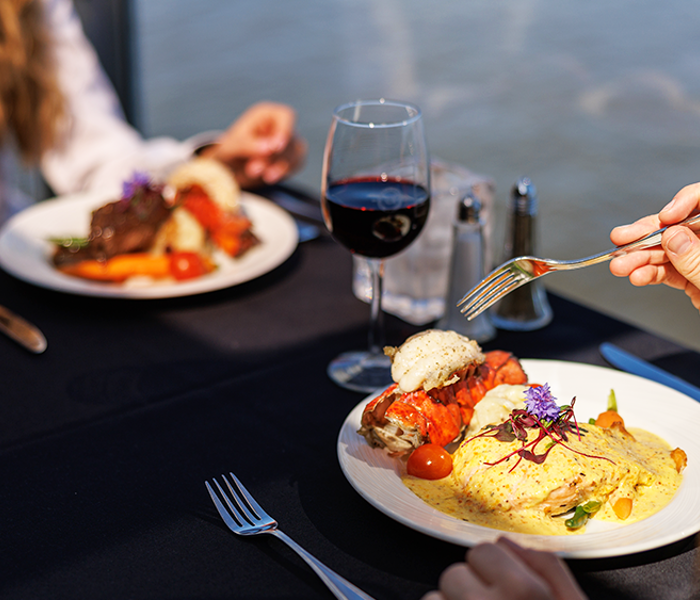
[490, 177, 552, 330]
[438, 192, 496, 342]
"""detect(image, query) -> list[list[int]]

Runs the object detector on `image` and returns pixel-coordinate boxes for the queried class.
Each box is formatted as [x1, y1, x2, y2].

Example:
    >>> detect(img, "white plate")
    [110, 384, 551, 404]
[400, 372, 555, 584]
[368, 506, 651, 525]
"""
[0, 191, 298, 299]
[337, 359, 700, 559]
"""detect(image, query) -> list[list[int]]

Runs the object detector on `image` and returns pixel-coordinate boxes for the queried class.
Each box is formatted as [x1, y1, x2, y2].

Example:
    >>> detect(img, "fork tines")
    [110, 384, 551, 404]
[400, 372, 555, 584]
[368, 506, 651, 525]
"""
[459, 272, 512, 313]
[458, 269, 522, 320]
[206, 472, 265, 530]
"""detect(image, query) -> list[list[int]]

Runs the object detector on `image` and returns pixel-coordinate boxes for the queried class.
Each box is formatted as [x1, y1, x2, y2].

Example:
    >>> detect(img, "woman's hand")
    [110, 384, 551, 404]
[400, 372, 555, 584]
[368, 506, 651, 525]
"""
[421, 538, 587, 600]
[202, 101, 307, 188]
[609, 182, 700, 312]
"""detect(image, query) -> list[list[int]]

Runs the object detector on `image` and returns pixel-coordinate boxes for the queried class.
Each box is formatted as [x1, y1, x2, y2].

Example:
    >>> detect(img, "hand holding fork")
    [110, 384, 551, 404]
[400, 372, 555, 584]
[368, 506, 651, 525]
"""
[458, 213, 700, 321]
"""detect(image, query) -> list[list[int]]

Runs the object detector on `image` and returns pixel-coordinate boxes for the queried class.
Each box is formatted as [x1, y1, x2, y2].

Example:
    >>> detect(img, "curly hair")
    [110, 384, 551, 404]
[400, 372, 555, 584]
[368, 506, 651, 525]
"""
[0, 0, 64, 163]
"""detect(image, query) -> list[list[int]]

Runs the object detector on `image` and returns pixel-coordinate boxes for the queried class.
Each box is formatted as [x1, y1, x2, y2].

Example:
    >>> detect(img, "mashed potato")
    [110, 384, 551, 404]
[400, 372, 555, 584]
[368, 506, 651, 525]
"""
[167, 157, 241, 212]
[465, 384, 528, 436]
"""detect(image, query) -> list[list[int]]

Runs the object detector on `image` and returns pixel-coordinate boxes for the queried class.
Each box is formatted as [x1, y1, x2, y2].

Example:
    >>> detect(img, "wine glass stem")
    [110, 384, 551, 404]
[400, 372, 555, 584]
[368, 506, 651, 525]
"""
[367, 258, 385, 355]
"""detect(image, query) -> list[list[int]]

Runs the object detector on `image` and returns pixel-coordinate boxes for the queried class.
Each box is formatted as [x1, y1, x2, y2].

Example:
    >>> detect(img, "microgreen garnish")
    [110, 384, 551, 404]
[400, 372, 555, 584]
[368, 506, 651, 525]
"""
[467, 383, 613, 471]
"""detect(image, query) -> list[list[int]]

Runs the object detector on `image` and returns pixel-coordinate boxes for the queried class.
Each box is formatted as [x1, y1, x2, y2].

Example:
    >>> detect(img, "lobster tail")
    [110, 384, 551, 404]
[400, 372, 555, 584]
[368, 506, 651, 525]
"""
[358, 346, 529, 456]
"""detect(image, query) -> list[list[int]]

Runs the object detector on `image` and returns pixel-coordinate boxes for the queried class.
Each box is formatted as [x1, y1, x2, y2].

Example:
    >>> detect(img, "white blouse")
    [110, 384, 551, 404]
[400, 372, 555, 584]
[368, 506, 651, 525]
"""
[0, 0, 213, 223]
[41, 0, 213, 196]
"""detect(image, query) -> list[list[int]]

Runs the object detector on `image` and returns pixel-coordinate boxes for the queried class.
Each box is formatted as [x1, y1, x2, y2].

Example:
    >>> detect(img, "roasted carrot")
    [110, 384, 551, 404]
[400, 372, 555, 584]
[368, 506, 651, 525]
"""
[212, 217, 253, 256]
[671, 448, 687, 473]
[595, 410, 625, 428]
[595, 389, 624, 428]
[181, 189, 253, 257]
[57, 251, 216, 283]
[612, 497, 633, 520]
[58, 253, 170, 282]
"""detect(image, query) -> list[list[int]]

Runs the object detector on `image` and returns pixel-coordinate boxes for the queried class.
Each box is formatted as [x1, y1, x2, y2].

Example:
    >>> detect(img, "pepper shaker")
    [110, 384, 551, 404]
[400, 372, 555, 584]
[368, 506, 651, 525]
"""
[438, 192, 496, 342]
[490, 177, 552, 331]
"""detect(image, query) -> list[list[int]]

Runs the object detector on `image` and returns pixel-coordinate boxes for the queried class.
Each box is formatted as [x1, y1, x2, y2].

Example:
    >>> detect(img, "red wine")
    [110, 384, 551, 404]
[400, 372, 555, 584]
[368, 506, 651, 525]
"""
[323, 179, 430, 258]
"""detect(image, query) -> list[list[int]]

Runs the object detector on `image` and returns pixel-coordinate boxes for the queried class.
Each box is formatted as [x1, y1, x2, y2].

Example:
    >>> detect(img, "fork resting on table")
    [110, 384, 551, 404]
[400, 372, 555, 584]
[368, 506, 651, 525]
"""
[458, 213, 700, 320]
[206, 472, 376, 600]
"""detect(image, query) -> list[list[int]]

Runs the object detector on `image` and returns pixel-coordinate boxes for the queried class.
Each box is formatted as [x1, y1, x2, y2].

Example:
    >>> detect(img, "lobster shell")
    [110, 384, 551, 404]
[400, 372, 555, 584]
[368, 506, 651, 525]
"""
[358, 350, 528, 456]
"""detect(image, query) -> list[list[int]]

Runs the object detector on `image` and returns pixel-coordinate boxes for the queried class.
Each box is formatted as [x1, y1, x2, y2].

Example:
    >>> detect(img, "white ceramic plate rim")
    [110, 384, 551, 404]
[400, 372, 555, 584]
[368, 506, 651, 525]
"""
[0, 190, 298, 298]
[337, 359, 700, 559]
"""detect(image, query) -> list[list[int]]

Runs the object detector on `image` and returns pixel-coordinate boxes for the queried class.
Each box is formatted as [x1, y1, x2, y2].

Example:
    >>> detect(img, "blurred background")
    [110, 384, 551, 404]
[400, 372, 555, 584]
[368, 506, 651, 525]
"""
[111, 0, 700, 349]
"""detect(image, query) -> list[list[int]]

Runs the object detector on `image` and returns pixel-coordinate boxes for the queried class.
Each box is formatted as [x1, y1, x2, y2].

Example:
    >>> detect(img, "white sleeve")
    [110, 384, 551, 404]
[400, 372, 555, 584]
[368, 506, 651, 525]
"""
[39, 0, 204, 197]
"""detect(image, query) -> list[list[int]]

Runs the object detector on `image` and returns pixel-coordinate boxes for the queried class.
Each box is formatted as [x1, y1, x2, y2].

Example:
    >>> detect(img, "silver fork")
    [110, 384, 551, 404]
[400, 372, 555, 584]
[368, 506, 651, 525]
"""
[205, 472, 376, 600]
[458, 213, 700, 320]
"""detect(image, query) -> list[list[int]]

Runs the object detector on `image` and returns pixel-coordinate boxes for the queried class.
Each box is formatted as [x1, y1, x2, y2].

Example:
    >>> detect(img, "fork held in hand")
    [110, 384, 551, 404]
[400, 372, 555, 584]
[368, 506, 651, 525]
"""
[206, 472, 376, 600]
[458, 213, 700, 321]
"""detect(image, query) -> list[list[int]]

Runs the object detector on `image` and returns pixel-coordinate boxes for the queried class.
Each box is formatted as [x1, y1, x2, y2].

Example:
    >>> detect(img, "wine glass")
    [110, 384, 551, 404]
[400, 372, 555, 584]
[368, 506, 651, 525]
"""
[321, 99, 430, 392]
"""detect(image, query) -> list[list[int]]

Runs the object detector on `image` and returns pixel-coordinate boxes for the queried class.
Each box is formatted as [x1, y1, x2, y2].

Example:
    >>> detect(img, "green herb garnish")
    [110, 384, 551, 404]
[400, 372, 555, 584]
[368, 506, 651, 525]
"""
[49, 237, 89, 249]
[565, 500, 602, 529]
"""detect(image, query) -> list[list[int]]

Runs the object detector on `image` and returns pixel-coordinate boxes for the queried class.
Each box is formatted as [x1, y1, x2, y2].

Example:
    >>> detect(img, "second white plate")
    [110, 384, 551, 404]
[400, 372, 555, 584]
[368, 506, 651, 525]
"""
[0, 191, 298, 299]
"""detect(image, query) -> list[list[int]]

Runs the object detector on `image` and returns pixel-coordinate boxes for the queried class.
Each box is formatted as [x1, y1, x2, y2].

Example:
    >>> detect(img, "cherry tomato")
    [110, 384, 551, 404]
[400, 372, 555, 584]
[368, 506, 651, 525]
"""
[169, 252, 211, 280]
[406, 444, 453, 480]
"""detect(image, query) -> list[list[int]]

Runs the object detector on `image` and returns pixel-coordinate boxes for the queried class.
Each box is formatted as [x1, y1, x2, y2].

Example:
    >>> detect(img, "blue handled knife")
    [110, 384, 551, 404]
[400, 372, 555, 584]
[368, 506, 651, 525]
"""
[600, 342, 700, 403]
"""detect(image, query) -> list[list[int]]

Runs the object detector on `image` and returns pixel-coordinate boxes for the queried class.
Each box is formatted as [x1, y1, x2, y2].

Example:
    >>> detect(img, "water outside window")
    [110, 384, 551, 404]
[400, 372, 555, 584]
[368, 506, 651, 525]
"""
[134, 0, 700, 350]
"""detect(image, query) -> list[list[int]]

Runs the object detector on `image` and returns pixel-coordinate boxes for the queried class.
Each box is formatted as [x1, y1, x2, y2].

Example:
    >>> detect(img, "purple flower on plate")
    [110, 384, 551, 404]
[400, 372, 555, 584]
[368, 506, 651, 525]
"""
[122, 171, 151, 199]
[524, 383, 560, 421]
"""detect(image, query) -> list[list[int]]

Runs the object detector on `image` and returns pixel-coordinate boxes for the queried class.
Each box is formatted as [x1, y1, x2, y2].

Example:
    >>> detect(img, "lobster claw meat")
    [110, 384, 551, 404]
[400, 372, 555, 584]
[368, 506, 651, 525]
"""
[358, 350, 528, 456]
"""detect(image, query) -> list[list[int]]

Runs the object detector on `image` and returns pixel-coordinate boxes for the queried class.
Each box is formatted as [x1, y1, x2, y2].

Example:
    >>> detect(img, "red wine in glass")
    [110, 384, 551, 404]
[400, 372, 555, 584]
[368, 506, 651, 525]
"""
[323, 178, 430, 258]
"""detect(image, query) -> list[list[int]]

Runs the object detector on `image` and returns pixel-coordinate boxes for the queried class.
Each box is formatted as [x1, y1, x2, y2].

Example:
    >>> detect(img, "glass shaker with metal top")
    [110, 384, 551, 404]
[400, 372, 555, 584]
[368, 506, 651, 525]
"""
[438, 192, 496, 342]
[490, 177, 553, 330]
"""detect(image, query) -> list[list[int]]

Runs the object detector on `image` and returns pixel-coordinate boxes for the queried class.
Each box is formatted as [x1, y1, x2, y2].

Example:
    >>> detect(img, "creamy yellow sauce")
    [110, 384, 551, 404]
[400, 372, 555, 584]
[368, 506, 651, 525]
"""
[403, 425, 683, 535]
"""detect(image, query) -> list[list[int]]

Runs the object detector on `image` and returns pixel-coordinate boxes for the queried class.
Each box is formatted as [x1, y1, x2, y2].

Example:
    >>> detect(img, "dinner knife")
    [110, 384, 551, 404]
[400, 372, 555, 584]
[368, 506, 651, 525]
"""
[266, 189, 326, 227]
[264, 189, 329, 242]
[600, 342, 700, 402]
[0, 304, 47, 354]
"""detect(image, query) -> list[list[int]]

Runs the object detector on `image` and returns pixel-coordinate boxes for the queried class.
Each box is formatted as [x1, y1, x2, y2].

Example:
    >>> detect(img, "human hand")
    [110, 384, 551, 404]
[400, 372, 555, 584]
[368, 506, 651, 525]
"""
[609, 182, 700, 312]
[202, 101, 307, 188]
[421, 537, 587, 600]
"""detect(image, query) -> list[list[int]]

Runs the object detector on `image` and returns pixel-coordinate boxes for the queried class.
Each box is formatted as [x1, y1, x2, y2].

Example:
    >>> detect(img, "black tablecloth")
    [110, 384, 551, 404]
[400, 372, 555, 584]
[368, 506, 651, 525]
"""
[1, 206, 699, 600]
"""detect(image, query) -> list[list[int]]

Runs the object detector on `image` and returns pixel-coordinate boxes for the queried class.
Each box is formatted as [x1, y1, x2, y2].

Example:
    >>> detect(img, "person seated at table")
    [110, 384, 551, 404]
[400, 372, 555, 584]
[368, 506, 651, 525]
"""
[0, 0, 306, 220]
[422, 537, 588, 600]
[609, 182, 700, 314]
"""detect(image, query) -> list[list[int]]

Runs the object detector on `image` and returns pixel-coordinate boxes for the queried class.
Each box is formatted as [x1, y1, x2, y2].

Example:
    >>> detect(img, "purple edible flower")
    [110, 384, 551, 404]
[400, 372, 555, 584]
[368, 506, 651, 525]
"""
[122, 171, 151, 199]
[524, 383, 560, 421]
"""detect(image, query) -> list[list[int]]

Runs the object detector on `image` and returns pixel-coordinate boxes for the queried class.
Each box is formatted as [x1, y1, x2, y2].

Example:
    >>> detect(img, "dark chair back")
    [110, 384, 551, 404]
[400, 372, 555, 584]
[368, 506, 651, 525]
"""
[72, 0, 138, 127]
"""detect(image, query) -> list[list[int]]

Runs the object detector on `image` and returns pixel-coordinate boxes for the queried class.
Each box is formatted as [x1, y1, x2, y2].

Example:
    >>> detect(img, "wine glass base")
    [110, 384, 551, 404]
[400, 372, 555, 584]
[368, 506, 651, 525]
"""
[327, 350, 393, 393]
